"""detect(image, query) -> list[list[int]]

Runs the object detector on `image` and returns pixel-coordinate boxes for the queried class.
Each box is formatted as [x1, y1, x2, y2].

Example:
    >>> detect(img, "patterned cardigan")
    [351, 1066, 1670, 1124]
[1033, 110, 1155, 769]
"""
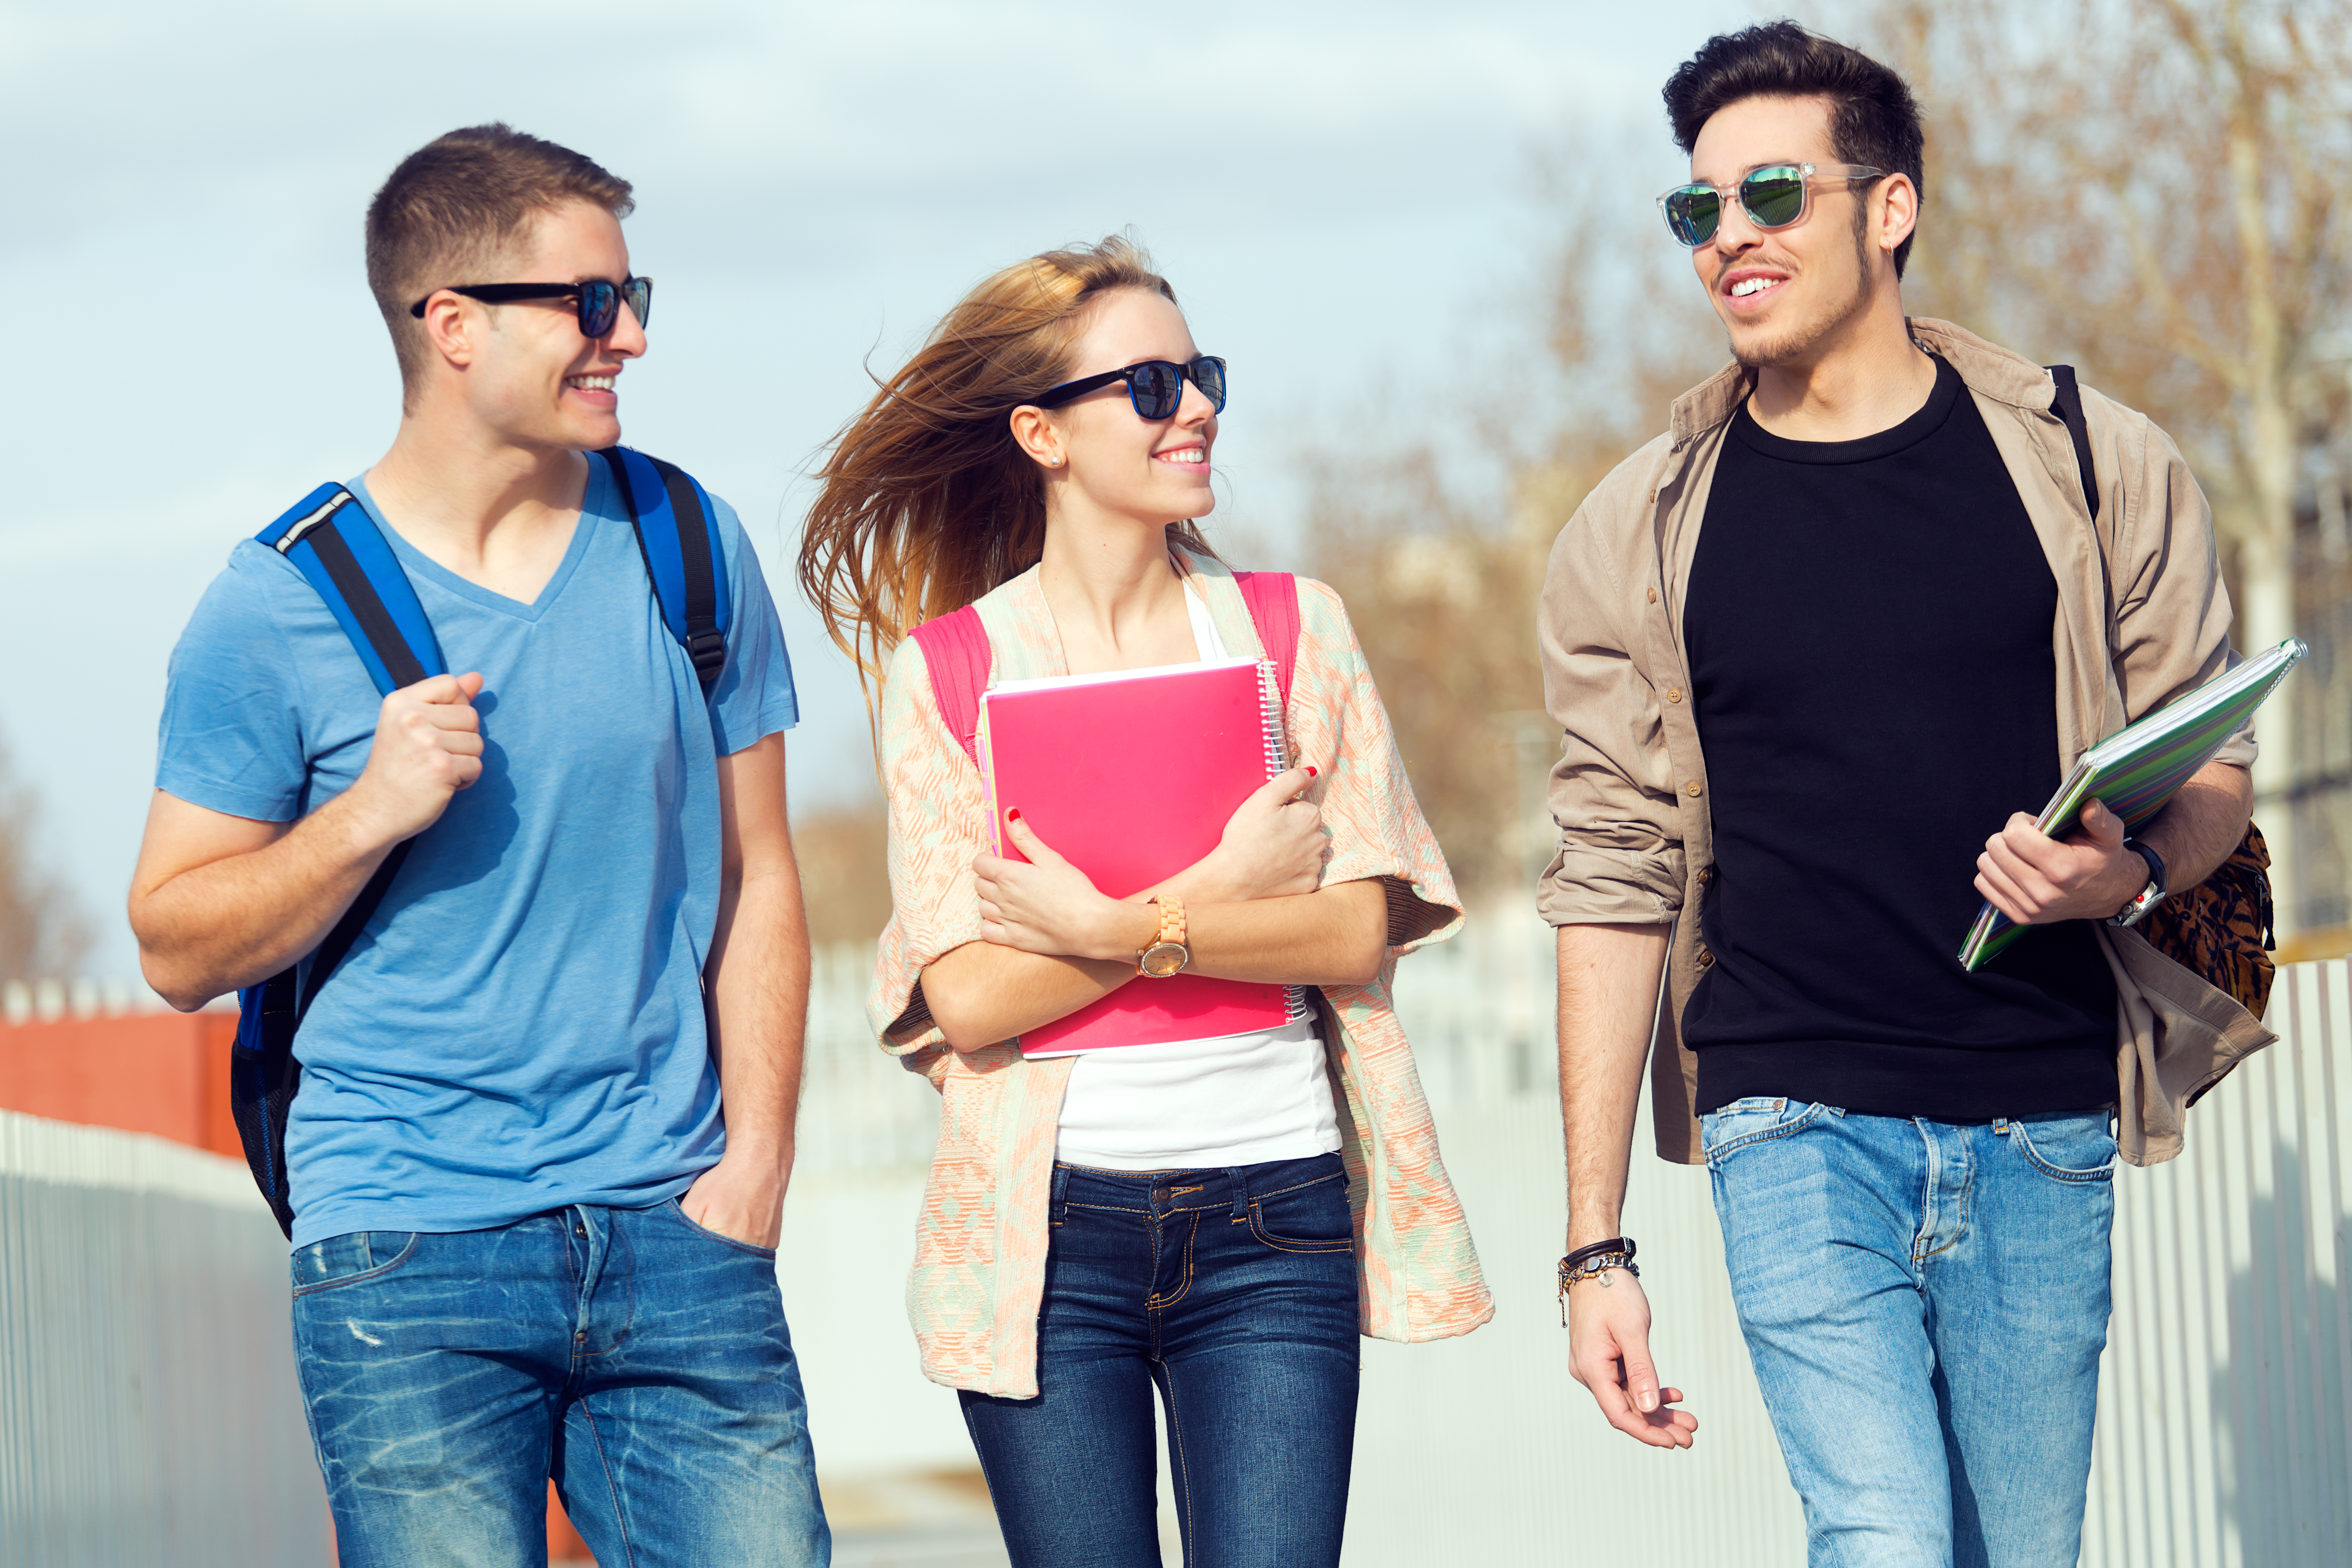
[866, 548, 1495, 1397]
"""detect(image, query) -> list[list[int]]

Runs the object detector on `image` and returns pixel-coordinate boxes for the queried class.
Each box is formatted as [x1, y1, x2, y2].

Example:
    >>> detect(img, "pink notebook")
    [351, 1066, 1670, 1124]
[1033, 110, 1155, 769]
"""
[980, 656, 1297, 1057]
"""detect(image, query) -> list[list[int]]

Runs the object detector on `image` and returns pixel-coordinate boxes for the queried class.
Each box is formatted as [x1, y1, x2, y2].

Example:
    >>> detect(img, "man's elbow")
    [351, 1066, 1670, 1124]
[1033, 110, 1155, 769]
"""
[138, 950, 218, 1015]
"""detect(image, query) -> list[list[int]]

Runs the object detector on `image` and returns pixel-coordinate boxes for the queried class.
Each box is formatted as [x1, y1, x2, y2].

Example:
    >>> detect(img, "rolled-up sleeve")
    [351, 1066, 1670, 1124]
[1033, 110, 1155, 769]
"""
[2105, 397, 2254, 768]
[1535, 496, 1685, 926]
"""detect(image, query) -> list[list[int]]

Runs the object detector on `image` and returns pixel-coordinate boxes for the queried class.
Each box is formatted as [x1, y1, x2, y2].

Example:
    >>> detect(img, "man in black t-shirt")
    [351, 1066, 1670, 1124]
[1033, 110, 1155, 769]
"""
[1536, 24, 2258, 1566]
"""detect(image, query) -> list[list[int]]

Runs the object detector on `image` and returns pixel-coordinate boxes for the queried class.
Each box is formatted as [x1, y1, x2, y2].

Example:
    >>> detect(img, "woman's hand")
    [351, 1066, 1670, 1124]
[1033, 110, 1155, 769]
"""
[976, 812, 1156, 960]
[1172, 767, 1325, 904]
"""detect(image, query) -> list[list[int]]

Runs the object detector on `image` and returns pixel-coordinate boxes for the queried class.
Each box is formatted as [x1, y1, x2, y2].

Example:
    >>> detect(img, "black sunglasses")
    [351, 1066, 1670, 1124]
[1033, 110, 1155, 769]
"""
[1033, 356, 1227, 420]
[1657, 163, 1883, 247]
[407, 276, 653, 338]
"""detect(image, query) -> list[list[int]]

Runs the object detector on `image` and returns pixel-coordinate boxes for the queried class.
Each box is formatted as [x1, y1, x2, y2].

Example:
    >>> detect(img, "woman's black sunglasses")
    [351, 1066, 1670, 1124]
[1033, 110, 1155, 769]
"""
[408, 276, 653, 338]
[1033, 356, 1227, 421]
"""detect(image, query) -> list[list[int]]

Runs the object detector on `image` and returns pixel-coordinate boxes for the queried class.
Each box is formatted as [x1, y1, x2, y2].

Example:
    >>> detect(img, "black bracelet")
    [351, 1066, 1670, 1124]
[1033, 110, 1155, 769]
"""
[1562, 1236, 1636, 1273]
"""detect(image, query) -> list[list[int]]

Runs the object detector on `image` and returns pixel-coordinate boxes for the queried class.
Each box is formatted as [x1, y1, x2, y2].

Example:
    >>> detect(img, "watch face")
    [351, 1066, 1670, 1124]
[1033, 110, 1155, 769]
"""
[1139, 940, 1188, 978]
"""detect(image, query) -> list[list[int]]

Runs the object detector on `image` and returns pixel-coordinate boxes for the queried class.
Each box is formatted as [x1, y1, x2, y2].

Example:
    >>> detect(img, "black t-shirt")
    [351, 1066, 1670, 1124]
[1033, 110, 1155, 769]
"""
[1681, 354, 2117, 1120]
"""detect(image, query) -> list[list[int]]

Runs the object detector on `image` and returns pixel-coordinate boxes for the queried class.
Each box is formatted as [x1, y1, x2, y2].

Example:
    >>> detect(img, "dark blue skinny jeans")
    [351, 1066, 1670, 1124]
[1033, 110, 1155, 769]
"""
[960, 1152, 1361, 1568]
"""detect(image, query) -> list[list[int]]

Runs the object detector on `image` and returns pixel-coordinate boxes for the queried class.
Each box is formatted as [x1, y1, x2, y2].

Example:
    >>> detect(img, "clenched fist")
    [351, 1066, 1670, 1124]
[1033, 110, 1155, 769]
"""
[352, 672, 487, 843]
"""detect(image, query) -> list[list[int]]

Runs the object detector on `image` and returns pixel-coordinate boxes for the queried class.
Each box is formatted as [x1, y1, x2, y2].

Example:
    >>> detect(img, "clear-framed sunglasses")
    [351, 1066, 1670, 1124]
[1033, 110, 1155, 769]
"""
[1657, 162, 1884, 247]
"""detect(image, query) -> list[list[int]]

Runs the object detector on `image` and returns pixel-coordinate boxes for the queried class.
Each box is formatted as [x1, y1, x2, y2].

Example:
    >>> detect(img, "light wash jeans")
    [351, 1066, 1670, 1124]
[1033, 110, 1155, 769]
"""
[290, 1201, 830, 1568]
[1703, 1099, 2116, 1568]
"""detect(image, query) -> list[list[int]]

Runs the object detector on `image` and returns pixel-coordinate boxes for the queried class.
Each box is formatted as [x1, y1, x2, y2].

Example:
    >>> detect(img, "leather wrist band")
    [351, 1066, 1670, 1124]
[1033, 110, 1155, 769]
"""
[1563, 1236, 1635, 1273]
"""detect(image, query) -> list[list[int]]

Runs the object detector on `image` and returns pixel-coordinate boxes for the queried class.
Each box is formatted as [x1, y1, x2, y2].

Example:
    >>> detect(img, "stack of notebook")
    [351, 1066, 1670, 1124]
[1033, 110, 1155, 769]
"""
[1958, 637, 2306, 969]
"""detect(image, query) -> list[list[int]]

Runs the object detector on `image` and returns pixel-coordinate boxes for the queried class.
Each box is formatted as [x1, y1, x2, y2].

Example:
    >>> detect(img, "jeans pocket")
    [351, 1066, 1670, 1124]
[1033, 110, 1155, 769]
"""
[1701, 1097, 1829, 1167]
[290, 1230, 422, 1297]
[666, 1198, 780, 1258]
[2011, 1114, 2118, 1183]
[1246, 1172, 1355, 1253]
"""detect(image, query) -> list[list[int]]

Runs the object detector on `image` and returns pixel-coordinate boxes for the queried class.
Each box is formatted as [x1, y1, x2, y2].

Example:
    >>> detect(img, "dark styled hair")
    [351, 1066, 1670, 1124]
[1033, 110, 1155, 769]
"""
[1662, 21, 1925, 277]
[364, 124, 634, 397]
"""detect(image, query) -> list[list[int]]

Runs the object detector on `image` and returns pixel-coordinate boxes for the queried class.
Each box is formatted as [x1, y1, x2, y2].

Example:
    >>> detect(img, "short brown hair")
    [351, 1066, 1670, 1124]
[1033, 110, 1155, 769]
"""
[364, 123, 634, 393]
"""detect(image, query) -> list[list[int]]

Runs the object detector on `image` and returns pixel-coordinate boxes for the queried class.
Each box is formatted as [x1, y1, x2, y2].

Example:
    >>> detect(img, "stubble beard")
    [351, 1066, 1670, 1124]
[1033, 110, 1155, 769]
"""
[1727, 211, 1879, 372]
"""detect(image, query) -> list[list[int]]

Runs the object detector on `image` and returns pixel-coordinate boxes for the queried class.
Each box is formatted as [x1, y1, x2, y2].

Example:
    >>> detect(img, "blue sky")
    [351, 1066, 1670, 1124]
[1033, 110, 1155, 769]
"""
[0, 0, 1753, 979]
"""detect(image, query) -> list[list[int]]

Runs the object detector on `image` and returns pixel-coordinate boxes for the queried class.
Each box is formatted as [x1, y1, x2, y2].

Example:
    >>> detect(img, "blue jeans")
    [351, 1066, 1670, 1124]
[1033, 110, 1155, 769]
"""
[1704, 1101, 2115, 1568]
[290, 1201, 829, 1567]
[960, 1153, 1360, 1568]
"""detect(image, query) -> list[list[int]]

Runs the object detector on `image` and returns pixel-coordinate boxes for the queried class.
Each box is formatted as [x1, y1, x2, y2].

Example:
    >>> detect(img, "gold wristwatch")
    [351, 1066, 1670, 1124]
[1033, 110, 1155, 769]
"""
[1138, 893, 1190, 978]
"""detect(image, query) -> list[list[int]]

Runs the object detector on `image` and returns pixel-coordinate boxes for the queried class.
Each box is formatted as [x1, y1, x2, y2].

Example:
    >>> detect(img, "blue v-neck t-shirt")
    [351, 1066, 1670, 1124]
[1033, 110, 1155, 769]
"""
[156, 463, 798, 1246]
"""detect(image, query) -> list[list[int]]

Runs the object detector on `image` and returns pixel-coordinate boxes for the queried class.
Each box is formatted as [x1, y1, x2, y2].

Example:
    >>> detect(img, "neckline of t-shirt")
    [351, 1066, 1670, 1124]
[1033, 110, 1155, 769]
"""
[1728, 352, 1962, 466]
[1184, 580, 1228, 660]
[344, 461, 609, 623]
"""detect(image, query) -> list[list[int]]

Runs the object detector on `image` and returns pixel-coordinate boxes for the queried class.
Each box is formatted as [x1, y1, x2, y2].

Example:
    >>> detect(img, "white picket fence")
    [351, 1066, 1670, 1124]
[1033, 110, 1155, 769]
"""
[1, 932, 2346, 1564]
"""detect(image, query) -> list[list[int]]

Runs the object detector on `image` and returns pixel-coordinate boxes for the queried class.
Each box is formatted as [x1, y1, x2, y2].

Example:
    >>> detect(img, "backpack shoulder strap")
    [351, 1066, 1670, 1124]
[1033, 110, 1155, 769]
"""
[2048, 365, 2100, 523]
[908, 606, 991, 767]
[599, 447, 732, 693]
[1232, 570, 1301, 709]
[258, 484, 447, 695]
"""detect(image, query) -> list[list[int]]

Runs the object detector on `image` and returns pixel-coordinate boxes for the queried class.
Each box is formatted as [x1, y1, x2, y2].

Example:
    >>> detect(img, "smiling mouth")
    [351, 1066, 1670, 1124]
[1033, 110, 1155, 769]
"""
[567, 374, 616, 393]
[1727, 276, 1787, 302]
[1156, 447, 1207, 466]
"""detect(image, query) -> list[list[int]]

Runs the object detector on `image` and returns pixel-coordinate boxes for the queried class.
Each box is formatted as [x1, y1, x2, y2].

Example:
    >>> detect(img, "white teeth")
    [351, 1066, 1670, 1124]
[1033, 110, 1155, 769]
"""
[1730, 277, 1778, 298]
[569, 375, 615, 391]
[1161, 449, 1205, 463]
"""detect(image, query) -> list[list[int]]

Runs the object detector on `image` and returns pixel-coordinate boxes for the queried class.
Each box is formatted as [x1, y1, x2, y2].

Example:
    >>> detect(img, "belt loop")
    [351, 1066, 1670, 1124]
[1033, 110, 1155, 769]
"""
[1051, 1163, 1070, 1225]
[1993, 1117, 2011, 1136]
[1228, 1166, 1250, 1222]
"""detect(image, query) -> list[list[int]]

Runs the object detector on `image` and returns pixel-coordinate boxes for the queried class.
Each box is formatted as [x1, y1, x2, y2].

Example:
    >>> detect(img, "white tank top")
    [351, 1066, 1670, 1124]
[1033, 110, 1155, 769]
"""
[1052, 586, 1344, 1171]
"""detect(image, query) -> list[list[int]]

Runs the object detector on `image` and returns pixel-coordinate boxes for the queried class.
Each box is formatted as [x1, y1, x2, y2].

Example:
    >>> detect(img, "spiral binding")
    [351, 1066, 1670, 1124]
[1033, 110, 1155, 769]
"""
[1258, 660, 1315, 1024]
[1257, 659, 1289, 776]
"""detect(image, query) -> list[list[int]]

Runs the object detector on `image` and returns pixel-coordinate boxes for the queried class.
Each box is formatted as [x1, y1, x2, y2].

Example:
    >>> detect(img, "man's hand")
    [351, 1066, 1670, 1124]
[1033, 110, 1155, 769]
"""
[1975, 796, 2147, 926]
[349, 672, 487, 843]
[1567, 1270, 1698, 1449]
[679, 1153, 786, 1250]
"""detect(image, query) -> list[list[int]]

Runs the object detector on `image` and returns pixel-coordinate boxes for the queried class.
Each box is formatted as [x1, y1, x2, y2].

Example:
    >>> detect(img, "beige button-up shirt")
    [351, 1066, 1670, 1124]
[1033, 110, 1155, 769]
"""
[1536, 318, 2273, 1167]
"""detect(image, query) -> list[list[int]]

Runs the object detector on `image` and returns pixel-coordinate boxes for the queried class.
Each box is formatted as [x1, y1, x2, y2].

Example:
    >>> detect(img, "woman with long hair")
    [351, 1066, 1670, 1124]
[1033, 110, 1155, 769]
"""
[800, 235, 1489, 1568]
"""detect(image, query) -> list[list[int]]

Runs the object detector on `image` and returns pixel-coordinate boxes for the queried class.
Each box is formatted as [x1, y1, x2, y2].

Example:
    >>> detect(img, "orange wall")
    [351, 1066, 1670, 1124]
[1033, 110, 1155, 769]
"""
[0, 1010, 243, 1157]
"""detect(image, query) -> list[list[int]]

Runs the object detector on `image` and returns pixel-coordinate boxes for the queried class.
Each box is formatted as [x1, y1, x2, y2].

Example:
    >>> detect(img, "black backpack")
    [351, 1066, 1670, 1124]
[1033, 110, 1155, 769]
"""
[2049, 365, 2278, 1036]
[230, 447, 730, 1237]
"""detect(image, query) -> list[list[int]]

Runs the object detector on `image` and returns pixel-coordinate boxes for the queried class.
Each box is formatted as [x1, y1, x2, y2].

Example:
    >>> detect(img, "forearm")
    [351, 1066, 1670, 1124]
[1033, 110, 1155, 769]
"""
[1184, 879, 1387, 986]
[922, 879, 1386, 1049]
[704, 863, 811, 1181]
[2136, 760, 2252, 890]
[132, 789, 398, 1010]
[1558, 921, 1670, 1251]
[919, 943, 1134, 1050]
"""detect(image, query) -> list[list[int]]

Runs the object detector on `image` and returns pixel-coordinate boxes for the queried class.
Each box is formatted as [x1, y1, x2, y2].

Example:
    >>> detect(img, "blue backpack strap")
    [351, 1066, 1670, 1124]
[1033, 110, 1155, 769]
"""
[598, 447, 731, 693]
[235, 483, 447, 1238]
[257, 484, 447, 694]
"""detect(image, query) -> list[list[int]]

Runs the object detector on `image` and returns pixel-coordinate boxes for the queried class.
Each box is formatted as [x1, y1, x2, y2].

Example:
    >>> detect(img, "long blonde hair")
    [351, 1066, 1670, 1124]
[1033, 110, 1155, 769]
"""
[797, 235, 1217, 712]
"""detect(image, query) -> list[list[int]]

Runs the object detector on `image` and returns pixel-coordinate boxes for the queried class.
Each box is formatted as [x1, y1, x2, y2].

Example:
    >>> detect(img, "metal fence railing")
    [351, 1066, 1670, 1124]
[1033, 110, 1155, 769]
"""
[3, 935, 2344, 1565]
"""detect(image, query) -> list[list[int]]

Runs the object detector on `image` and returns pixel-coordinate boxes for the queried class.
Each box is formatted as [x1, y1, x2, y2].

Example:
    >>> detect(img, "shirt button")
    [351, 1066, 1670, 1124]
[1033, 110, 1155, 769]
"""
[1665, 687, 1684, 703]
[1697, 865, 1714, 883]
[1647, 587, 1659, 603]
[1696, 949, 1716, 968]
[1685, 781, 1703, 797]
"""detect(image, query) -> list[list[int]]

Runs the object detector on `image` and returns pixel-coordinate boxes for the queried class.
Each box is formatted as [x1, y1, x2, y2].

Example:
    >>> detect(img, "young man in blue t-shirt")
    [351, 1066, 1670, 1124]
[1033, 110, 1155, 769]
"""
[128, 124, 829, 1566]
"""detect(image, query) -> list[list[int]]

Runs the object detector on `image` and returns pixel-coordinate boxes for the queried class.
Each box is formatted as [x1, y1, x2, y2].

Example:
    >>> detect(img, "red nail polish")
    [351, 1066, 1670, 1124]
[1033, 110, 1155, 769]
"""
[1007, 807, 1021, 822]
[1306, 766, 1317, 777]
